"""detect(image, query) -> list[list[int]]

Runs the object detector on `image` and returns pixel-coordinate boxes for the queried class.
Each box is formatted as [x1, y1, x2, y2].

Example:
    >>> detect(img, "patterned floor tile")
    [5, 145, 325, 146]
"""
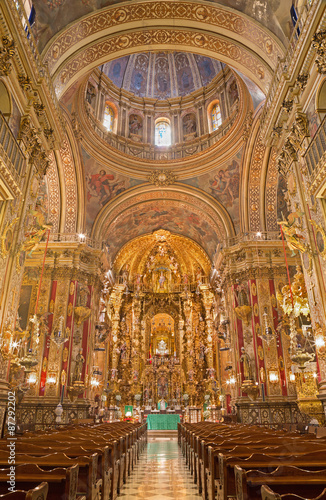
[117, 438, 201, 499]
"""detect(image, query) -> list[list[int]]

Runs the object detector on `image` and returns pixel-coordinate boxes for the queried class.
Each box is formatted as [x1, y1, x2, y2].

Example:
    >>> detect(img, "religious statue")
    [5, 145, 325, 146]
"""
[72, 349, 85, 382]
[159, 272, 165, 290]
[240, 347, 253, 381]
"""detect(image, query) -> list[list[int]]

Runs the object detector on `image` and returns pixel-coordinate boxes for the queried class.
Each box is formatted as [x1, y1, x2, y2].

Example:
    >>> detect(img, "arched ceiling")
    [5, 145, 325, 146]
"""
[102, 52, 223, 99]
[92, 185, 234, 260]
[42, 1, 286, 98]
[114, 230, 211, 277]
[34, 0, 291, 54]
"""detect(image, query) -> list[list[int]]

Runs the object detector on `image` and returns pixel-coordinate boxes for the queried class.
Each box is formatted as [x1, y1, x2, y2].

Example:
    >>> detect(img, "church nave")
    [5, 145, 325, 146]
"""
[118, 437, 201, 500]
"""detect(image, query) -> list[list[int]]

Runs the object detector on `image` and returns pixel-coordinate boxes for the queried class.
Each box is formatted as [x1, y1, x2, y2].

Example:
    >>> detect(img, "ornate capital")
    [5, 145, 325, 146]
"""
[0, 36, 15, 76]
[312, 30, 326, 74]
[148, 170, 177, 186]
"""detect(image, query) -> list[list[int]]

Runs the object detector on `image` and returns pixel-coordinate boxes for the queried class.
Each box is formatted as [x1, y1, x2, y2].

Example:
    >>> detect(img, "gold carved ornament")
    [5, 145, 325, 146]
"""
[0, 36, 16, 76]
[0, 218, 19, 257]
[310, 220, 326, 260]
[148, 170, 178, 186]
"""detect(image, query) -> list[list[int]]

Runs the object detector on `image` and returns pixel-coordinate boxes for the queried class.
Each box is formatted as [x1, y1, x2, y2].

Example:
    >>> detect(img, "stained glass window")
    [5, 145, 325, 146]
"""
[211, 103, 222, 131]
[103, 103, 114, 132]
[155, 120, 171, 147]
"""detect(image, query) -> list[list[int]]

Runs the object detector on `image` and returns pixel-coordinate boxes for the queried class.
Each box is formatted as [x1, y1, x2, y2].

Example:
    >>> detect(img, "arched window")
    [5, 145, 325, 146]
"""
[155, 119, 171, 147]
[211, 103, 222, 131]
[103, 103, 114, 132]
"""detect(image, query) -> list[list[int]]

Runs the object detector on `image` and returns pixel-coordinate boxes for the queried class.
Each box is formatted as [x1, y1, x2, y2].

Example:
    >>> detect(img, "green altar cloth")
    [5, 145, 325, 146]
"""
[146, 414, 180, 430]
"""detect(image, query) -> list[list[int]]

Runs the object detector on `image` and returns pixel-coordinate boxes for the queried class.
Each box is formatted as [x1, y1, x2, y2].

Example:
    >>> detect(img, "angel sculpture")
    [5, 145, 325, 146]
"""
[278, 211, 306, 256]
[22, 207, 52, 257]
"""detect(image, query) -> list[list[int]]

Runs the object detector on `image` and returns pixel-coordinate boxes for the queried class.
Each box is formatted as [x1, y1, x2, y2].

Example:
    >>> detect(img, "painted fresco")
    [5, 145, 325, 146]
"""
[195, 55, 222, 86]
[106, 201, 220, 258]
[153, 53, 171, 99]
[61, 80, 80, 111]
[174, 53, 195, 96]
[129, 54, 150, 97]
[102, 52, 221, 99]
[180, 149, 242, 230]
[104, 56, 129, 88]
[82, 146, 144, 229]
[235, 70, 266, 109]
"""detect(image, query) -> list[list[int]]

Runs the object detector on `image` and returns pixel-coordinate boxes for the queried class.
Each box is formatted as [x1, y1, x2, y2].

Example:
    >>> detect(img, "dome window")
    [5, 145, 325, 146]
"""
[211, 103, 222, 131]
[155, 119, 171, 147]
[103, 102, 114, 132]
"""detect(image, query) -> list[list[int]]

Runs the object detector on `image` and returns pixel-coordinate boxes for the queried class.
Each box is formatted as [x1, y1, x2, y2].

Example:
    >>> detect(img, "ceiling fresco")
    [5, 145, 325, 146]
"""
[103, 200, 221, 259]
[102, 52, 223, 99]
[33, 0, 291, 54]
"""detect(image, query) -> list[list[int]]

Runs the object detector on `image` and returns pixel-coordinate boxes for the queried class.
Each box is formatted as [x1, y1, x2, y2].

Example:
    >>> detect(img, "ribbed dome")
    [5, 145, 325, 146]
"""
[102, 52, 224, 100]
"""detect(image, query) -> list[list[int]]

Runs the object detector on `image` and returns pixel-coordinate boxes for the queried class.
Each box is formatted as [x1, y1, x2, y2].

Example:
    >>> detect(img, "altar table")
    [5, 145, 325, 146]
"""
[146, 414, 180, 430]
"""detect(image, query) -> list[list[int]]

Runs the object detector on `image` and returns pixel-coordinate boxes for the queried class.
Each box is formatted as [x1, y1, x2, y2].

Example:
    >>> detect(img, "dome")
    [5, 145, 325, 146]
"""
[102, 52, 224, 100]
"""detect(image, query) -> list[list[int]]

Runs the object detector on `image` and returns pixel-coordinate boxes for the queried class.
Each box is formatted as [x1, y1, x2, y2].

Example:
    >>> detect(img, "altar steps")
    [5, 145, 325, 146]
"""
[148, 430, 178, 440]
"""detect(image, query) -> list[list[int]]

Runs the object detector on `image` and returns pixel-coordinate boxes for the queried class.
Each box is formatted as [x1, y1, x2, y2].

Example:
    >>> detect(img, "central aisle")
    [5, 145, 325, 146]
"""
[118, 436, 202, 499]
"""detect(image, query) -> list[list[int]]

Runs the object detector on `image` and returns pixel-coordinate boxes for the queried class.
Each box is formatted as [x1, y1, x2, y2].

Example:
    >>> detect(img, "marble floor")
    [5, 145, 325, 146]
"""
[118, 437, 202, 499]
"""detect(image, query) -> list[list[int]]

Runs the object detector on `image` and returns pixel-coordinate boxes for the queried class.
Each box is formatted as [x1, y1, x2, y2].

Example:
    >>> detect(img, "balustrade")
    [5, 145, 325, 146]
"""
[0, 111, 25, 182]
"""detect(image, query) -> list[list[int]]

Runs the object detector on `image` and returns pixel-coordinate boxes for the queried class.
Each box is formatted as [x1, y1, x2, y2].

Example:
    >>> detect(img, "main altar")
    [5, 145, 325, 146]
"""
[146, 414, 180, 430]
[103, 230, 220, 412]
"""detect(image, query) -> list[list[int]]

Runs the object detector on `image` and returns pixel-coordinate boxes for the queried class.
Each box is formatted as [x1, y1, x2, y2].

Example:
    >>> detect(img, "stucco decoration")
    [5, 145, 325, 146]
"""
[42, 2, 284, 98]
[36, 0, 288, 56]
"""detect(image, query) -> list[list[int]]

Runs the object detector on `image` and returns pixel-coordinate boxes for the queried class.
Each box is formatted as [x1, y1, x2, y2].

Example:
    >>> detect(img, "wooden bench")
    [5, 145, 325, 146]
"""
[219, 451, 326, 500]
[0, 482, 48, 500]
[0, 464, 80, 500]
[0, 451, 99, 500]
[261, 484, 326, 500]
[235, 465, 326, 500]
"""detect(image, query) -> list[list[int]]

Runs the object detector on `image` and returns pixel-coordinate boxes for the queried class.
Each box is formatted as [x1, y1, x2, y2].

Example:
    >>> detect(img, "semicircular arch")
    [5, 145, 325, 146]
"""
[92, 183, 235, 259]
[43, 1, 285, 98]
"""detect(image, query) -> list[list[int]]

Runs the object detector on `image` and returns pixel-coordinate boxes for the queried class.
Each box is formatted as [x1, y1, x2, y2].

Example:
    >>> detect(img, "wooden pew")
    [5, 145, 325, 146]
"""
[0, 452, 99, 500]
[261, 484, 326, 500]
[0, 482, 48, 500]
[219, 451, 326, 500]
[235, 465, 326, 500]
[0, 464, 80, 500]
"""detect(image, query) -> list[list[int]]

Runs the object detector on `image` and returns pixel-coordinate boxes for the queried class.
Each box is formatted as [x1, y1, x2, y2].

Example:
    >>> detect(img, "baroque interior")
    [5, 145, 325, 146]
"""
[1, 0, 326, 428]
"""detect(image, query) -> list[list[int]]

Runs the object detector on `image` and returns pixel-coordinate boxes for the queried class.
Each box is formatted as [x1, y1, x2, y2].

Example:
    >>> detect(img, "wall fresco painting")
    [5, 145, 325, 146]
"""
[106, 201, 220, 258]
[180, 149, 242, 230]
[82, 146, 144, 229]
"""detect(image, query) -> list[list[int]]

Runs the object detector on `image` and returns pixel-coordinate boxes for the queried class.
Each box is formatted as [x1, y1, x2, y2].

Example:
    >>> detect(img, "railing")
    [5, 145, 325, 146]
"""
[222, 231, 281, 248]
[85, 103, 238, 161]
[48, 233, 102, 250]
[0, 111, 25, 182]
[305, 113, 326, 176]
[261, 0, 315, 131]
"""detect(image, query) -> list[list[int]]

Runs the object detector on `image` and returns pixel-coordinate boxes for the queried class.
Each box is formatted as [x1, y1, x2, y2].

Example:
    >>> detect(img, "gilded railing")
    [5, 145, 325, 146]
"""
[222, 231, 281, 248]
[305, 113, 326, 176]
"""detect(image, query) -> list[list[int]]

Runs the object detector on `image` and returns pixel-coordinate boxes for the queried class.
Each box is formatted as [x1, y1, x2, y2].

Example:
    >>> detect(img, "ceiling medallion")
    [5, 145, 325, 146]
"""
[148, 170, 178, 186]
